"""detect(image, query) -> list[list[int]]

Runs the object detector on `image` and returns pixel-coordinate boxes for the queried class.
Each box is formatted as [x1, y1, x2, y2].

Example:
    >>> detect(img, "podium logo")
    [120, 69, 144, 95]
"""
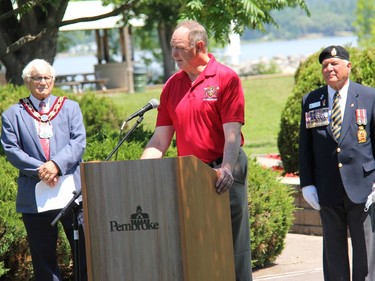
[110, 205, 159, 232]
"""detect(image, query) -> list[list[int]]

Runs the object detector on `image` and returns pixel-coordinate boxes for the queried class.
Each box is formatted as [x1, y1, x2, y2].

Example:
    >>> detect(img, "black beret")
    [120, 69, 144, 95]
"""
[318, 45, 350, 64]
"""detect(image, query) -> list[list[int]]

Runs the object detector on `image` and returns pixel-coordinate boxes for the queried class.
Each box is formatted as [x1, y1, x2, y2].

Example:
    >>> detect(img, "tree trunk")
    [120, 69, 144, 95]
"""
[157, 22, 175, 82]
[0, 0, 68, 85]
[3, 31, 59, 85]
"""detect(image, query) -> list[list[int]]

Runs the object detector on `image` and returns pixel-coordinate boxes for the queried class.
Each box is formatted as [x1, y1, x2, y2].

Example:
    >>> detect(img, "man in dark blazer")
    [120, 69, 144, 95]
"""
[1, 59, 87, 281]
[299, 45, 375, 281]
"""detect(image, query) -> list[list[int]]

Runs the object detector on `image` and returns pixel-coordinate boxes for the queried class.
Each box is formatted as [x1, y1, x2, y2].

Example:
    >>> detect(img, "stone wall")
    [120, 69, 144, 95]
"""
[288, 184, 323, 236]
[256, 156, 322, 236]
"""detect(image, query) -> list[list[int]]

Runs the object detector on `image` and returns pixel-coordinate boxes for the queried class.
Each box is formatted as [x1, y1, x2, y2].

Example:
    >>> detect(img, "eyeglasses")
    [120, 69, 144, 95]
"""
[29, 76, 54, 82]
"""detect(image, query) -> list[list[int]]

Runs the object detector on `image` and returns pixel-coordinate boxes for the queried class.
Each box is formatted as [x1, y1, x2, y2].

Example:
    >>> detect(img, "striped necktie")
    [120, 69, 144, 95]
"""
[331, 91, 342, 141]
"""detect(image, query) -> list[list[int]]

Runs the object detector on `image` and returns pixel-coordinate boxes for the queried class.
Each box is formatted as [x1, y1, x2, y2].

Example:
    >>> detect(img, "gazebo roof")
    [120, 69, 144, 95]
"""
[60, 0, 143, 31]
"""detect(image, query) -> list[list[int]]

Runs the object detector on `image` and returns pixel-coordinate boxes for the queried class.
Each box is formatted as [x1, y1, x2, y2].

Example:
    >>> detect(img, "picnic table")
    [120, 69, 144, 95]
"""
[55, 73, 108, 93]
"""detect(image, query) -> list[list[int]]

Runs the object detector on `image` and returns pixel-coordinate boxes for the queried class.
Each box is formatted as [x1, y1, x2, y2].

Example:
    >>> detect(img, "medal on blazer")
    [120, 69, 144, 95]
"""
[305, 107, 330, 128]
[357, 125, 367, 143]
[20, 96, 67, 139]
[356, 109, 367, 126]
[39, 122, 53, 138]
[356, 109, 367, 143]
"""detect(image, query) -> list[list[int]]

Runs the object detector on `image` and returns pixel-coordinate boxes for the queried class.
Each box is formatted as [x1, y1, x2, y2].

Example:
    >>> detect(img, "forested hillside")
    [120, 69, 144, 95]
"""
[243, 0, 356, 41]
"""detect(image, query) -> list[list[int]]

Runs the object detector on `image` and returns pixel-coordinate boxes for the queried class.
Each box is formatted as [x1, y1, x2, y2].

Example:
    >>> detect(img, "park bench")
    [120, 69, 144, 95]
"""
[55, 73, 108, 93]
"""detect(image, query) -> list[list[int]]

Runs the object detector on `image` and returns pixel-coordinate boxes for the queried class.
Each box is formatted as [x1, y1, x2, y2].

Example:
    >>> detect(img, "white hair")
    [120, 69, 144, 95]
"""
[22, 59, 55, 81]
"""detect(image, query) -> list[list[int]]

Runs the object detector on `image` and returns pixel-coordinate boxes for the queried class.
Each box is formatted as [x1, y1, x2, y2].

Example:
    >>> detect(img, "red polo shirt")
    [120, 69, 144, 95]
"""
[156, 54, 245, 163]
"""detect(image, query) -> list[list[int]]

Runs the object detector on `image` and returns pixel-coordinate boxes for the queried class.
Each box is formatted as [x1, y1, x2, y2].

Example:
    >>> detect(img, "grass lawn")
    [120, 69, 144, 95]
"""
[108, 74, 295, 157]
[243, 75, 295, 156]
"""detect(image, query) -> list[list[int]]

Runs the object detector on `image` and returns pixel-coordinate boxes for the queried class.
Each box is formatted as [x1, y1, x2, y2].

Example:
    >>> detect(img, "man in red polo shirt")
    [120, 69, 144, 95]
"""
[141, 20, 251, 281]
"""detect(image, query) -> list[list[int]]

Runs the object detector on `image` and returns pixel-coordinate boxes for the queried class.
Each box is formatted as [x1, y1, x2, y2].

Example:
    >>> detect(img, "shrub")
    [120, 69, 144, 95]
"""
[0, 84, 295, 277]
[248, 158, 295, 268]
[0, 156, 28, 279]
[0, 84, 29, 119]
[278, 47, 375, 173]
[0, 155, 77, 281]
[75, 92, 121, 137]
[83, 125, 177, 161]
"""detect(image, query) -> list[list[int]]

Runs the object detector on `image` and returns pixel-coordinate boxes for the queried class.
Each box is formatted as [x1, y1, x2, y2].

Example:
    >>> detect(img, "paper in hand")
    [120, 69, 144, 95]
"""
[35, 174, 76, 213]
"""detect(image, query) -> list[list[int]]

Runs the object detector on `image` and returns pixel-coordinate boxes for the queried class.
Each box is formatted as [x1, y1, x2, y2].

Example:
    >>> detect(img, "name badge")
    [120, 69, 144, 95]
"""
[305, 108, 330, 129]
[309, 101, 321, 109]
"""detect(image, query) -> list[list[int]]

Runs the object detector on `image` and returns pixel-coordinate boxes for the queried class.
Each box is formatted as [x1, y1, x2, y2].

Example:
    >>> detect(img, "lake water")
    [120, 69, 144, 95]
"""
[238, 35, 357, 61]
[53, 36, 358, 75]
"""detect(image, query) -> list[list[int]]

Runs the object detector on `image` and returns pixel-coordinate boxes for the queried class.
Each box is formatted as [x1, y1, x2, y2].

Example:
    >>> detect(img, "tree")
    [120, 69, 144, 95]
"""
[354, 0, 375, 48]
[0, 0, 138, 85]
[108, 0, 310, 81]
[1, 0, 309, 85]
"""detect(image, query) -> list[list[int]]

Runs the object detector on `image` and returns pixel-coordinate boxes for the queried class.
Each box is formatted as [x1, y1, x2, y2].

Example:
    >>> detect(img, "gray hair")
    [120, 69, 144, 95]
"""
[22, 59, 55, 81]
[175, 20, 208, 51]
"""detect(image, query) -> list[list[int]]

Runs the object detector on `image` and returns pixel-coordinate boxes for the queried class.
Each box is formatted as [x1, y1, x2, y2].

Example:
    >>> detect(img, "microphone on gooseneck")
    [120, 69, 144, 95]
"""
[120, 99, 159, 130]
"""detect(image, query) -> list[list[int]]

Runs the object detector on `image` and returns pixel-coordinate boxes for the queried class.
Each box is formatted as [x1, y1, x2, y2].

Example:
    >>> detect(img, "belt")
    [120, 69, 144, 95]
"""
[207, 157, 223, 168]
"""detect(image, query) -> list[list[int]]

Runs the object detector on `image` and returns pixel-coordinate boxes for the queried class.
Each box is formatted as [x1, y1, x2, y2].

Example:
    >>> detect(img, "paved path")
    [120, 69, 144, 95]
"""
[253, 233, 324, 281]
[252, 233, 352, 281]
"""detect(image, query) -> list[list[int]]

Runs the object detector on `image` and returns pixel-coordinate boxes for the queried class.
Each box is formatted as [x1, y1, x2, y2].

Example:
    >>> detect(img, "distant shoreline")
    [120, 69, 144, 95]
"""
[240, 32, 355, 44]
[54, 35, 358, 76]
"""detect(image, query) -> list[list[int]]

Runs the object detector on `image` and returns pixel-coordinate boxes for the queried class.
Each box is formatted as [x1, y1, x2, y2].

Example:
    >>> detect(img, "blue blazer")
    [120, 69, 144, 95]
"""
[1, 95, 86, 213]
[299, 81, 375, 205]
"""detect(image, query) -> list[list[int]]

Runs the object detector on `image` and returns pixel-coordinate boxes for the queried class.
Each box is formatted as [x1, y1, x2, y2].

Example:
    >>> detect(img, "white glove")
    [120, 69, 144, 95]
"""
[302, 185, 321, 210]
[364, 185, 375, 212]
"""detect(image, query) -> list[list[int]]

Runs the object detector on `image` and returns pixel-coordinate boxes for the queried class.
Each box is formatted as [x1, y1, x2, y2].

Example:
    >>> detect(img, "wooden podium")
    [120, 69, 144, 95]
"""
[80, 156, 235, 281]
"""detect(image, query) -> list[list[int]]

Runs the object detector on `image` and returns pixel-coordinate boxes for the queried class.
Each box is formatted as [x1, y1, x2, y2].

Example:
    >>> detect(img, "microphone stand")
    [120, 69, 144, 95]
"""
[51, 115, 145, 281]
[51, 191, 81, 280]
[105, 115, 144, 161]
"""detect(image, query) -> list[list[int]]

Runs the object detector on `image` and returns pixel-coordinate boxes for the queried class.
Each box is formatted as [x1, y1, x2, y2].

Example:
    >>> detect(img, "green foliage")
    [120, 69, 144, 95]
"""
[0, 84, 29, 117]
[244, 0, 356, 40]
[278, 47, 375, 173]
[57, 30, 94, 53]
[74, 92, 122, 137]
[179, 0, 310, 45]
[248, 158, 295, 268]
[84, 126, 177, 161]
[0, 156, 27, 278]
[354, 0, 375, 48]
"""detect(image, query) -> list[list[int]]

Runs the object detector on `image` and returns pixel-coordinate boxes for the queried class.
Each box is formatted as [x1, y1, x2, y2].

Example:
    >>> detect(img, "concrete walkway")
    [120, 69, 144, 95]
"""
[252, 233, 353, 281]
[252, 233, 324, 281]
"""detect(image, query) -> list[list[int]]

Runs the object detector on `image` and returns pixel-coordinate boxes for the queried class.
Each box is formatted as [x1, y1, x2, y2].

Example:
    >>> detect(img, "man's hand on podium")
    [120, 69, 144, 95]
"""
[215, 167, 234, 194]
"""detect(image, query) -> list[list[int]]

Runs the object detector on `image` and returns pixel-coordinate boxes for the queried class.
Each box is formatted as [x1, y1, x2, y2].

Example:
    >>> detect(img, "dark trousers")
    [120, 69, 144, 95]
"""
[22, 204, 87, 281]
[214, 149, 252, 281]
[320, 194, 375, 281]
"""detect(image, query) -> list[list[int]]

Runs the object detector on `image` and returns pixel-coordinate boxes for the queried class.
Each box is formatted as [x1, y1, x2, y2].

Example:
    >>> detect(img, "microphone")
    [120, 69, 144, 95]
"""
[120, 99, 159, 130]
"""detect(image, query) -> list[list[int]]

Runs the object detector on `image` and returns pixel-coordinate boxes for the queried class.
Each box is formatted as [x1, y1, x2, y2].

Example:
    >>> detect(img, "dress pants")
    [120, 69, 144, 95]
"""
[320, 193, 375, 281]
[22, 204, 87, 281]
[214, 149, 252, 281]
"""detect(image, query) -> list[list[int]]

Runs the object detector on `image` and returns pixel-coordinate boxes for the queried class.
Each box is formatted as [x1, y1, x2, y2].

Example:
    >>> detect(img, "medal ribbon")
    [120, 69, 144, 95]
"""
[356, 109, 367, 125]
[20, 96, 67, 123]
